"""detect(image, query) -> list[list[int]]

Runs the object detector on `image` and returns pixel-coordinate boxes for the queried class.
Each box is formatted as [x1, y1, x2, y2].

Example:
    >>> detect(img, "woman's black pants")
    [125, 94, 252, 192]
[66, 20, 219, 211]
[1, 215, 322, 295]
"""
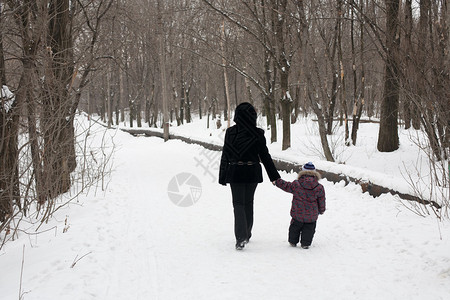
[230, 183, 258, 243]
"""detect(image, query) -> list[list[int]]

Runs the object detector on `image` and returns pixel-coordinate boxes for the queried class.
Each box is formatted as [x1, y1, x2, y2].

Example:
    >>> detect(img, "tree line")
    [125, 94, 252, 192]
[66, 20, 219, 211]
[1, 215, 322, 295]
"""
[0, 0, 449, 235]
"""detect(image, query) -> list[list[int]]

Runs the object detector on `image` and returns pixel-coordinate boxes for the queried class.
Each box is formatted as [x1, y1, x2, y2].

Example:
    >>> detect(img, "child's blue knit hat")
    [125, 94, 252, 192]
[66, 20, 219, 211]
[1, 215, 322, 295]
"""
[302, 162, 315, 171]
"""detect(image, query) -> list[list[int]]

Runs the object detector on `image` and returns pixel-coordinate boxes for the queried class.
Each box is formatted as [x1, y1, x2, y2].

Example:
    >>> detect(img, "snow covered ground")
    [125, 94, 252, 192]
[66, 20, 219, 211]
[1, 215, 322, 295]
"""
[1, 115, 449, 299]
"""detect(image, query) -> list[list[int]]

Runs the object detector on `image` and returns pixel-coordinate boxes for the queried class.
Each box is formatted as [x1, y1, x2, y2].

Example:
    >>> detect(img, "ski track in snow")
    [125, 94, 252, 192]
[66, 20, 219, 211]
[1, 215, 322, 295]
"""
[1, 132, 449, 300]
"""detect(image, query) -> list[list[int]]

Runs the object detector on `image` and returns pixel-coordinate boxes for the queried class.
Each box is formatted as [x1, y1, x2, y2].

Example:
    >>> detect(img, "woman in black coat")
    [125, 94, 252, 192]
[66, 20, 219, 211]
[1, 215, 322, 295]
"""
[219, 102, 280, 250]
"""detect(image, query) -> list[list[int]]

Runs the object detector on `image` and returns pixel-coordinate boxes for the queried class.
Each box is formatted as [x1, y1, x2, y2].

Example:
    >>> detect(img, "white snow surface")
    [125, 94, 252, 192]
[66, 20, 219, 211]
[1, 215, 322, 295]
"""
[1, 115, 449, 300]
[1, 85, 15, 113]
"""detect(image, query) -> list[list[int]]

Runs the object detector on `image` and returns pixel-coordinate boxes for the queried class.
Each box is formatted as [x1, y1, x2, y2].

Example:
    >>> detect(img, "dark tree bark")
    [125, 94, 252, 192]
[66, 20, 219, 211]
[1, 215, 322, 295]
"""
[261, 1, 277, 143]
[377, 0, 400, 152]
[157, 0, 169, 141]
[0, 15, 19, 221]
[434, 0, 449, 159]
[402, 0, 413, 130]
[42, 0, 76, 199]
[0, 99, 19, 222]
[337, 0, 350, 145]
[8, 0, 47, 205]
[417, 0, 446, 161]
[351, 0, 365, 146]
[180, 55, 185, 125]
[271, 0, 291, 150]
[325, 7, 340, 136]
[0, 6, 6, 85]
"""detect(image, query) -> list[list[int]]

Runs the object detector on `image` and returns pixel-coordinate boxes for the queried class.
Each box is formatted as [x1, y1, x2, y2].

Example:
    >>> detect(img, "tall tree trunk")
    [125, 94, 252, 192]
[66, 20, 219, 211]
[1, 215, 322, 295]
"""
[221, 19, 231, 127]
[326, 12, 340, 135]
[170, 57, 180, 126]
[136, 101, 142, 127]
[0, 5, 6, 85]
[185, 85, 192, 123]
[418, 0, 443, 160]
[268, 66, 277, 144]
[144, 81, 151, 125]
[337, 0, 350, 145]
[402, 0, 413, 129]
[114, 57, 120, 126]
[42, 0, 76, 199]
[106, 64, 112, 128]
[21, 59, 45, 204]
[111, 15, 119, 126]
[0, 21, 19, 221]
[120, 66, 125, 123]
[11, 1, 47, 206]
[309, 93, 335, 162]
[244, 63, 253, 105]
[351, 0, 365, 146]
[377, 0, 400, 152]
[157, 0, 169, 140]
[272, 0, 291, 150]
[409, 0, 421, 130]
[434, 0, 449, 159]
[87, 85, 93, 116]
[126, 56, 133, 128]
[350, 2, 358, 144]
[262, 2, 276, 143]
[280, 71, 291, 150]
[0, 94, 19, 222]
[179, 56, 185, 125]
[292, 77, 300, 123]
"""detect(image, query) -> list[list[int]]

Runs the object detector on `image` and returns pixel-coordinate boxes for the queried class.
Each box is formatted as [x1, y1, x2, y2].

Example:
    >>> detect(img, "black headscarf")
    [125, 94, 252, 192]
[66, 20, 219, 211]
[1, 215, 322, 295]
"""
[233, 102, 257, 129]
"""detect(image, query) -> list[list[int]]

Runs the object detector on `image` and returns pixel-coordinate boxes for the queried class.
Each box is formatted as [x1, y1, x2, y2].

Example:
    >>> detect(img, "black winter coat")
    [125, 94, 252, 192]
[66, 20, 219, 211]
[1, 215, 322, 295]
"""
[219, 102, 280, 185]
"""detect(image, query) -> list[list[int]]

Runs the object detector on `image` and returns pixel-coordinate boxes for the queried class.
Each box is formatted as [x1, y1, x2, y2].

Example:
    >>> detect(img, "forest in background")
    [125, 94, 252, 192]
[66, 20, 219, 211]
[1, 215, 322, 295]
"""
[0, 0, 448, 245]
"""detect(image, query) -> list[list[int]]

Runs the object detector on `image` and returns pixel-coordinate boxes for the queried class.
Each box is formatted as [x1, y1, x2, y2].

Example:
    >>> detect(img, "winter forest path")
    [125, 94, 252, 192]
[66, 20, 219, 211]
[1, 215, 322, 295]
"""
[83, 135, 450, 299]
[1, 133, 449, 299]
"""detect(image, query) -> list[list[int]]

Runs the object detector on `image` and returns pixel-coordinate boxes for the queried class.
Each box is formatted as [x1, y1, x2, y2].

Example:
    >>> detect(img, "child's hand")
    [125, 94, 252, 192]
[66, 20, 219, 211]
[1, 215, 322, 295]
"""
[272, 180, 276, 185]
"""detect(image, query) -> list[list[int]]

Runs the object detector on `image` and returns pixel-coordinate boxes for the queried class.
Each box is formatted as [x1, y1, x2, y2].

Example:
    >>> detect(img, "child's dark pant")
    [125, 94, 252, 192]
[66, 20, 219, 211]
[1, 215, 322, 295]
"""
[288, 218, 317, 247]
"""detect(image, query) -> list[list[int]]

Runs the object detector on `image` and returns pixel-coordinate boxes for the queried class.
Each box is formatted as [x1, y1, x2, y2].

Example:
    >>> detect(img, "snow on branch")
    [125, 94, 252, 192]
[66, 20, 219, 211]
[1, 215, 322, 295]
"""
[1, 85, 15, 113]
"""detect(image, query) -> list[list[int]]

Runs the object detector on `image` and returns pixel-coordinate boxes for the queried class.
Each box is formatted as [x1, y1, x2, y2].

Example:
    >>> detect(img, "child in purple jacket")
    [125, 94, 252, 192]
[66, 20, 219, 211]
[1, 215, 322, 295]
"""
[273, 162, 326, 249]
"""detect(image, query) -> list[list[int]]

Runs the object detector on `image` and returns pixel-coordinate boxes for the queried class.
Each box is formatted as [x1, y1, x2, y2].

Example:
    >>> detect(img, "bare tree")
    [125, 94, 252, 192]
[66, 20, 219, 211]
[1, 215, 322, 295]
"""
[350, 0, 365, 146]
[0, 43, 19, 224]
[377, 0, 400, 152]
[337, 0, 350, 145]
[157, 0, 169, 140]
[1, 0, 114, 239]
[220, 19, 231, 127]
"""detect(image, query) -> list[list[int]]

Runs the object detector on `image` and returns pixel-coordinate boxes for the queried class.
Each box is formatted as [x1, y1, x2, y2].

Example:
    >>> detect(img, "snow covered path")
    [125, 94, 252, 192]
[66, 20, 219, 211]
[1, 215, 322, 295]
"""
[2, 133, 450, 300]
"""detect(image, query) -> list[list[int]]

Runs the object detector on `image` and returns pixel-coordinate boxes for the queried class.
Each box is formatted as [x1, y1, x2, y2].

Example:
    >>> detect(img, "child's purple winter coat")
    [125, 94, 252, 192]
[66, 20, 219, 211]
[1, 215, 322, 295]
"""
[275, 170, 326, 223]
